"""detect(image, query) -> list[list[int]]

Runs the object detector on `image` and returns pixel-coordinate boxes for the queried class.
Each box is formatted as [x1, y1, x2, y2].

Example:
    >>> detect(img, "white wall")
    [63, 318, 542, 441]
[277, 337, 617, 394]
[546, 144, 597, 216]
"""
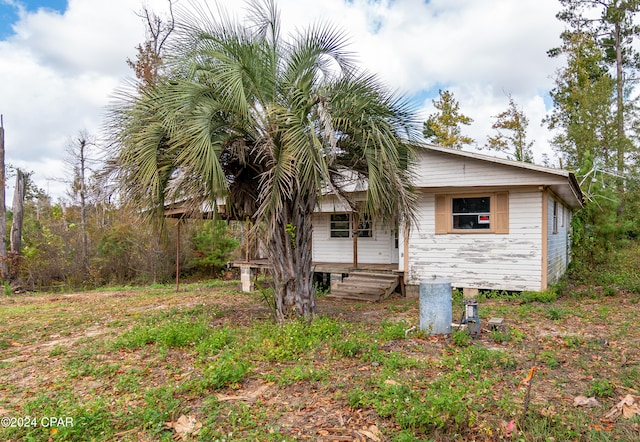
[412, 149, 570, 189]
[405, 188, 544, 291]
[547, 195, 571, 285]
[311, 212, 395, 264]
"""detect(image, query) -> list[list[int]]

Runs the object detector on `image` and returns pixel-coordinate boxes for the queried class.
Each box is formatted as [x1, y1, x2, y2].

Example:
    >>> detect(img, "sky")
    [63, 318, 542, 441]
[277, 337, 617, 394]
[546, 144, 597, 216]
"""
[0, 0, 567, 201]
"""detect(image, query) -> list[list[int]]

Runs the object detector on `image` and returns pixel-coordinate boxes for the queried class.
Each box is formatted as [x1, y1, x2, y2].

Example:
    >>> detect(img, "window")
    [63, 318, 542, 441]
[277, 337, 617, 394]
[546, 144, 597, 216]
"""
[435, 192, 509, 234]
[552, 200, 558, 234]
[329, 213, 373, 238]
[330, 214, 350, 238]
[452, 197, 491, 230]
[357, 214, 373, 238]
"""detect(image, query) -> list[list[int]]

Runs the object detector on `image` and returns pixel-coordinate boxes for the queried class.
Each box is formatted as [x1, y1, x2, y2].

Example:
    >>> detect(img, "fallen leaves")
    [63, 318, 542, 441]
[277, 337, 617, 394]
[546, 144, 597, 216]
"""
[317, 424, 382, 441]
[358, 424, 382, 441]
[573, 395, 601, 408]
[215, 383, 270, 402]
[519, 366, 536, 388]
[166, 415, 202, 440]
[602, 395, 640, 422]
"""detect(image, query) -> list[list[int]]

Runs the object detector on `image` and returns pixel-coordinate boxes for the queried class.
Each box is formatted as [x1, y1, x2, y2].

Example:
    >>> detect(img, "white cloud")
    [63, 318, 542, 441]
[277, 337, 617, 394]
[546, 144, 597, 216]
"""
[0, 0, 567, 201]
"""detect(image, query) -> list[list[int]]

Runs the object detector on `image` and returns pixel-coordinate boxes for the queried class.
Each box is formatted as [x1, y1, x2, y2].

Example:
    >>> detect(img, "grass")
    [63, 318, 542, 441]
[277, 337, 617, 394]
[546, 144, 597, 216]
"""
[1, 243, 640, 440]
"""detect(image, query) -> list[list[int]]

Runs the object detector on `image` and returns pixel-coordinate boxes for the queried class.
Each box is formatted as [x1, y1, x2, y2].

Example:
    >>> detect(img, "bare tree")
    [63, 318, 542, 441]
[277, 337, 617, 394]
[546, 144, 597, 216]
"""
[126, 0, 175, 86]
[0, 116, 7, 281]
[66, 130, 95, 275]
[10, 169, 26, 255]
[9, 168, 28, 282]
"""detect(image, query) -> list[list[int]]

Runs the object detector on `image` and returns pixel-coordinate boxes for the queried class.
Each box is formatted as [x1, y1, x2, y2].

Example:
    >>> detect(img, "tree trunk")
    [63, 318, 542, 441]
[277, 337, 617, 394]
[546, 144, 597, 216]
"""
[268, 192, 316, 322]
[79, 140, 88, 275]
[10, 169, 26, 280]
[614, 19, 626, 203]
[0, 116, 8, 280]
[10, 170, 25, 254]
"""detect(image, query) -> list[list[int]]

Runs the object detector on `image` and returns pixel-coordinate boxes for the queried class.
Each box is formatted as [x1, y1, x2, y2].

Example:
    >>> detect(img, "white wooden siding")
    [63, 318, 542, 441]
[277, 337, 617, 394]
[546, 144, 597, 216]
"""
[547, 196, 570, 285]
[412, 150, 569, 188]
[406, 189, 544, 291]
[317, 195, 354, 213]
[312, 213, 394, 264]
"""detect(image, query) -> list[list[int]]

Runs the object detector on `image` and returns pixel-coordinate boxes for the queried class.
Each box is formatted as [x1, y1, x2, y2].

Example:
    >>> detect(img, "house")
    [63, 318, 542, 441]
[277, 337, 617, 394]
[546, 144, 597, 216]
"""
[312, 144, 583, 298]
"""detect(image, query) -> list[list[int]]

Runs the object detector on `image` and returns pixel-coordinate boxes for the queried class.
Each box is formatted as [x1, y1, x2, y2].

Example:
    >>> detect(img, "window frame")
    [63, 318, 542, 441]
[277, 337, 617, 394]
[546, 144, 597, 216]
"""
[356, 214, 374, 238]
[435, 192, 509, 235]
[451, 196, 492, 231]
[329, 213, 351, 238]
[329, 213, 374, 239]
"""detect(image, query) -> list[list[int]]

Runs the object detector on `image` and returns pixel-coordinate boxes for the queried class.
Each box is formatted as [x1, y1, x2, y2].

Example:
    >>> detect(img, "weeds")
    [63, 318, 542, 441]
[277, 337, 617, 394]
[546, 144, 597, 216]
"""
[376, 319, 411, 341]
[540, 349, 560, 369]
[269, 363, 330, 386]
[112, 317, 210, 349]
[587, 379, 615, 397]
[563, 335, 585, 348]
[194, 351, 250, 391]
[452, 328, 471, 347]
[2, 263, 640, 441]
[255, 316, 342, 361]
[488, 328, 512, 343]
[546, 306, 568, 320]
[332, 335, 370, 358]
[349, 345, 515, 435]
[255, 278, 277, 320]
[520, 290, 558, 303]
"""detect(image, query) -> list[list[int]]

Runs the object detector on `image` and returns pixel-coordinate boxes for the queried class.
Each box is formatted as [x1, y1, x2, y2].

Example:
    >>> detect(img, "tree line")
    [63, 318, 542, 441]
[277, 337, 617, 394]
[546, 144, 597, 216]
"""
[0, 125, 241, 291]
[424, 0, 640, 273]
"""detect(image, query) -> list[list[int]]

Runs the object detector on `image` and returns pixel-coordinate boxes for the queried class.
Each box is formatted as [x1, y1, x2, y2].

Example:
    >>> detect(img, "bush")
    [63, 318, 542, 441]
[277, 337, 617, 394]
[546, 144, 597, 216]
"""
[520, 290, 558, 304]
[190, 220, 239, 276]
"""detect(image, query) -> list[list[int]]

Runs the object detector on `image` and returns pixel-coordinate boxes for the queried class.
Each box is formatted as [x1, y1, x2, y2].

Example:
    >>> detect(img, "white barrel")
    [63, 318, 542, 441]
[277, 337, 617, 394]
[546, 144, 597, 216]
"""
[419, 278, 452, 335]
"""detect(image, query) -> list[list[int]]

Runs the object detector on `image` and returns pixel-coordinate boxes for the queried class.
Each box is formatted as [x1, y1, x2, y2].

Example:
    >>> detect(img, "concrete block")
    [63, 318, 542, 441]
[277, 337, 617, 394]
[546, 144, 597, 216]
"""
[463, 287, 479, 300]
[488, 317, 505, 331]
[239, 265, 254, 292]
[330, 273, 343, 290]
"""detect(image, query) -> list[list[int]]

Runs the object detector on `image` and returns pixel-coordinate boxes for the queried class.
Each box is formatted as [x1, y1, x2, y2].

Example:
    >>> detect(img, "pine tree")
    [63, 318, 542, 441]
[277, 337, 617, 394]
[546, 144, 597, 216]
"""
[485, 96, 534, 163]
[555, 0, 640, 189]
[546, 31, 616, 171]
[423, 89, 474, 149]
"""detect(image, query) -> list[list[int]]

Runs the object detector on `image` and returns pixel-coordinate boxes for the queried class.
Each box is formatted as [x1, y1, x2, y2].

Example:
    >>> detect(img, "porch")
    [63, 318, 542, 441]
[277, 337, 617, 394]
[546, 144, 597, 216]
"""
[230, 260, 404, 301]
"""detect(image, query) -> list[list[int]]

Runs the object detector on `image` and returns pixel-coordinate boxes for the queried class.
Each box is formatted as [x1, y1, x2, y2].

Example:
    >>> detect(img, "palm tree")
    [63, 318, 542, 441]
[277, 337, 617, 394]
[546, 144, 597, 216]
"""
[106, 0, 419, 321]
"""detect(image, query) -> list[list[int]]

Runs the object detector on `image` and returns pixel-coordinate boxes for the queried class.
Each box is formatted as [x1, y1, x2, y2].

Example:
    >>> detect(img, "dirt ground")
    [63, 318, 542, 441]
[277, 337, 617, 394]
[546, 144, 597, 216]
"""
[1, 284, 639, 440]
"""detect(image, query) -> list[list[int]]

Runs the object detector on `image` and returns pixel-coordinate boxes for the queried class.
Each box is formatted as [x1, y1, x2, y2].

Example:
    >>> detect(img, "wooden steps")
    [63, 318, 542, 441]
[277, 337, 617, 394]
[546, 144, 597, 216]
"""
[327, 272, 399, 302]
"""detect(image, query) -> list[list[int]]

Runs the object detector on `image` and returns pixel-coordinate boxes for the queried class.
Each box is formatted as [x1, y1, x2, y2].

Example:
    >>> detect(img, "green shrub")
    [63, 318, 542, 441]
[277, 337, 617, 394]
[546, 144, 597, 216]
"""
[587, 379, 614, 397]
[452, 329, 471, 347]
[198, 351, 250, 391]
[520, 290, 558, 304]
[190, 220, 239, 276]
